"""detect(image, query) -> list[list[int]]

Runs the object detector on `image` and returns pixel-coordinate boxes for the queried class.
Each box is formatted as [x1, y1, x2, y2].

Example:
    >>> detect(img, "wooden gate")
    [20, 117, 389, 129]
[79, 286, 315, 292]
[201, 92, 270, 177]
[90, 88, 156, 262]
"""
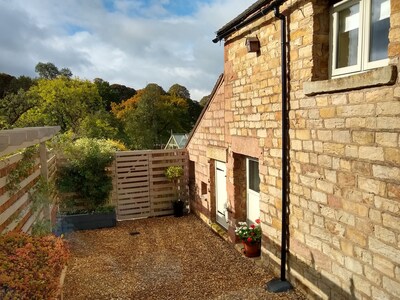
[114, 149, 188, 220]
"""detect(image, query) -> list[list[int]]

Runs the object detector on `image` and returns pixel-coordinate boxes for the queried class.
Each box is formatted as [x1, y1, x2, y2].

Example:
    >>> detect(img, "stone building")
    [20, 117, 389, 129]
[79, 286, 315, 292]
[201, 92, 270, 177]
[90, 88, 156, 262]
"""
[186, 0, 400, 299]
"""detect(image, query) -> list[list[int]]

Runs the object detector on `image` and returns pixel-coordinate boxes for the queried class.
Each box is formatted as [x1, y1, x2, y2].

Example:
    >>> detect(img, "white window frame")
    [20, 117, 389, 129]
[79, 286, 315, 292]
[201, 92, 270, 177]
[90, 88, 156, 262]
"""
[330, 0, 390, 78]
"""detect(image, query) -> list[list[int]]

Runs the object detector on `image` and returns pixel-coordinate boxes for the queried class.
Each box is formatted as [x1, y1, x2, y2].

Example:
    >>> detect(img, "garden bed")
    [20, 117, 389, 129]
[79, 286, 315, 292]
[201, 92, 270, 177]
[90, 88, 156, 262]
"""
[56, 210, 116, 234]
[64, 215, 305, 299]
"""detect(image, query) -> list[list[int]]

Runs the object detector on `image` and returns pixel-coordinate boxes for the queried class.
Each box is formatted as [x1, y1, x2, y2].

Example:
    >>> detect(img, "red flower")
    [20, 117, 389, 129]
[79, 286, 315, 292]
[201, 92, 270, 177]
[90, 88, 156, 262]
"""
[255, 219, 261, 224]
[250, 224, 255, 229]
[247, 237, 253, 242]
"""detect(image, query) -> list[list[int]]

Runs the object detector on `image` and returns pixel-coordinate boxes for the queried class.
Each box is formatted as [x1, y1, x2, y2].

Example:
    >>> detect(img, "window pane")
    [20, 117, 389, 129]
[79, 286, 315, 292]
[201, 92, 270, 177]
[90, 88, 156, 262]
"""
[248, 160, 260, 193]
[337, 3, 360, 68]
[370, 0, 390, 62]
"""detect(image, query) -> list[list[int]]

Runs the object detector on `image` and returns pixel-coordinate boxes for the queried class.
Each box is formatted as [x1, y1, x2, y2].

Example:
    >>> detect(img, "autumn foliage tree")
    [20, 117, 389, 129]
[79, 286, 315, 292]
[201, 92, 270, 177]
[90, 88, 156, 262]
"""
[112, 83, 194, 149]
[0, 64, 203, 148]
[17, 77, 104, 132]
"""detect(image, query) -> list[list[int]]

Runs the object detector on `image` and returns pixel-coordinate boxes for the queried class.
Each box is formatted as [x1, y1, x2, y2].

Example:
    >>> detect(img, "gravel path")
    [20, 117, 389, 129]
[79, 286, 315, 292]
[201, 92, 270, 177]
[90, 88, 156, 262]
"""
[64, 215, 306, 300]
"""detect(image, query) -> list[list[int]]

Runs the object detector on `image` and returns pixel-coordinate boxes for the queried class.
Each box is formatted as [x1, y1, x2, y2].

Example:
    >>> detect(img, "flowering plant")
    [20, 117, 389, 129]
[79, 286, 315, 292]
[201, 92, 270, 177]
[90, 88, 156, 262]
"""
[235, 219, 261, 244]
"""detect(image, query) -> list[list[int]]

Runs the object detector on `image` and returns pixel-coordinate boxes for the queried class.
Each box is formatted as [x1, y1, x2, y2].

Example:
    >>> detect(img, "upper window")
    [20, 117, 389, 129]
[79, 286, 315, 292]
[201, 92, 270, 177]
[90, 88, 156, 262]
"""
[330, 0, 390, 77]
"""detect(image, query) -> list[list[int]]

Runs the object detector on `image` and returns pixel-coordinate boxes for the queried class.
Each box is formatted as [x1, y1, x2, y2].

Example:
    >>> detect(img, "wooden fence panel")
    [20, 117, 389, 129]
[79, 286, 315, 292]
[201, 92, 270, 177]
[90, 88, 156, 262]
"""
[114, 149, 188, 220]
[0, 150, 57, 234]
[115, 151, 151, 220]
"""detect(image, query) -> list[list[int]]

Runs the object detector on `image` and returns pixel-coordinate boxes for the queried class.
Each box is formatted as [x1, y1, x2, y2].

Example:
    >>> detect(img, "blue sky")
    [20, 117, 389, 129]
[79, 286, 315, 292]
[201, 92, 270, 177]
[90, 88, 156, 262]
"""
[102, 0, 214, 16]
[0, 0, 253, 100]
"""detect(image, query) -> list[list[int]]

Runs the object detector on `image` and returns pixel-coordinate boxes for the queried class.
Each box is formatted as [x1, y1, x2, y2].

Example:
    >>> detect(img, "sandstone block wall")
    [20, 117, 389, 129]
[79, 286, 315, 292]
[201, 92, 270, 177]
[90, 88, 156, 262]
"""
[187, 0, 400, 299]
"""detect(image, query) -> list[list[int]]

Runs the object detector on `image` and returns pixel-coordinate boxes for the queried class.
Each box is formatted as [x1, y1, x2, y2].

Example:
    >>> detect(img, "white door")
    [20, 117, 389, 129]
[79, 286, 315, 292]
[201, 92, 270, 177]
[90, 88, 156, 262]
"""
[215, 161, 228, 229]
[247, 158, 260, 224]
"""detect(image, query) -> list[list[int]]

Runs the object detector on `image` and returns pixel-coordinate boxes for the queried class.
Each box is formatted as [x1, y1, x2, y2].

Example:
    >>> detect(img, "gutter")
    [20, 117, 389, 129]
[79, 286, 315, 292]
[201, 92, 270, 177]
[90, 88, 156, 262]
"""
[212, 0, 292, 293]
[212, 0, 286, 43]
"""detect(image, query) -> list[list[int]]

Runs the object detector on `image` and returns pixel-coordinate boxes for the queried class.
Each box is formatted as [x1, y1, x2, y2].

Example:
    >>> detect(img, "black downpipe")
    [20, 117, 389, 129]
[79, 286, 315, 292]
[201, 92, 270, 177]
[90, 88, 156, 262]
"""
[276, 5, 288, 283]
[212, 0, 292, 293]
[266, 4, 292, 293]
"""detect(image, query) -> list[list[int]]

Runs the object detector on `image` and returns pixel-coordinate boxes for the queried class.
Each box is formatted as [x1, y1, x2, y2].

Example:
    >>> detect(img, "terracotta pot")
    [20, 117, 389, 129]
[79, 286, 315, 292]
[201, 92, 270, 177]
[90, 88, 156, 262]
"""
[243, 241, 261, 258]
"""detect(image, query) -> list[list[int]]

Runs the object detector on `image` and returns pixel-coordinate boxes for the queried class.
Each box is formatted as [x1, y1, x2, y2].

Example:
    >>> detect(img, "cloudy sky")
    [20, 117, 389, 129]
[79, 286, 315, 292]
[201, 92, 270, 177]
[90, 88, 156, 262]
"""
[0, 0, 254, 100]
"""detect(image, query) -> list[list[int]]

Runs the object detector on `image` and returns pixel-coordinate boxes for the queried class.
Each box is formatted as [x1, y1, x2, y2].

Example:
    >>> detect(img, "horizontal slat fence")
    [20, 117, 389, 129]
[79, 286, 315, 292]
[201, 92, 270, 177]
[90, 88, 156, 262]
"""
[115, 149, 188, 220]
[0, 149, 57, 234]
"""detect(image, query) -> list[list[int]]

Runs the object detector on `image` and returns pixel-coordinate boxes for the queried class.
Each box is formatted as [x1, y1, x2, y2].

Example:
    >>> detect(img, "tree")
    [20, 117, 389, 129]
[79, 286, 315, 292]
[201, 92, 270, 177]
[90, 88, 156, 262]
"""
[8, 76, 35, 94]
[199, 95, 210, 106]
[17, 77, 103, 132]
[167, 84, 202, 130]
[34, 62, 72, 79]
[114, 83, 189, 149]
[59, 68, 73, 78]
[78, 111, 121, 140]
[0, 73, 15, 98]
[0, 74, 37, 129]
[168, 83, 190, 100]
[109, 83, 136, 104]
[94, 79, 136, 111]
[185, 98, 203, 129]
[0, 89, 36, 129]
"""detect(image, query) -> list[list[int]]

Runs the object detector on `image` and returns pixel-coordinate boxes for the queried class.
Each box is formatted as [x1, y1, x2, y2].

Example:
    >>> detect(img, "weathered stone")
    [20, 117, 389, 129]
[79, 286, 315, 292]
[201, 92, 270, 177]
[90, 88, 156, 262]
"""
[345, 228, 366, 246]
[186, 3, 400, 299]
[369, 209, 382, 224]
[311, 190, 327, 204]
[384, 148, 400, 164]
[319, 107, 336, 118]
[323, 143, 345, 156]
[303, 66, 397, 96]
[337, 104, 375, 117]
[332, 130, 351, 143]
[359, 146, 384, 161]
[373, 165, 400, 181]
[375, 197, 400, 214]
[372, 287, 391, 300]
[358, 177, 385, 195]
[370, 237, 400, 265]
[382, 276, 400, 299]
[382, 213, 400, 230]
[364, 265, 382, 285]
[374, 225, 396, 244]
[352, 131, 374, 145]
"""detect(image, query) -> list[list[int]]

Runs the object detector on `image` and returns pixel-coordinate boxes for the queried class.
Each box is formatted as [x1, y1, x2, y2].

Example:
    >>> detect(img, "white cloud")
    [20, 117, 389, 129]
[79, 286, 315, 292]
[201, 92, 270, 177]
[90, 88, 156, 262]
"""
[0, 0, 253, 100]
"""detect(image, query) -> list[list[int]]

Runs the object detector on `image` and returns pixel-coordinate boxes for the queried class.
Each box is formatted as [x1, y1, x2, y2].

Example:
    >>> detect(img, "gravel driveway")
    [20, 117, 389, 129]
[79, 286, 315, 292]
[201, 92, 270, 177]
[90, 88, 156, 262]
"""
[64, 214, 306, 300]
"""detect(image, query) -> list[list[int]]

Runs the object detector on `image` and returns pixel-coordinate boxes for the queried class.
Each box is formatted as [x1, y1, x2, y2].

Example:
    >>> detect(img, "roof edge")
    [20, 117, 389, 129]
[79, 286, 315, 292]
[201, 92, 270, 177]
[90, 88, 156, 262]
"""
[213, 0, 286, 43]
[185, 74, 224, 148]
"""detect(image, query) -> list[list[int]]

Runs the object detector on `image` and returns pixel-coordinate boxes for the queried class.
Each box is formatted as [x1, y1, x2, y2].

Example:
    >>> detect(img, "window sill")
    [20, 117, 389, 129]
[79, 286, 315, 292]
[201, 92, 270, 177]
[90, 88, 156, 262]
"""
[303, 65, 397, 96]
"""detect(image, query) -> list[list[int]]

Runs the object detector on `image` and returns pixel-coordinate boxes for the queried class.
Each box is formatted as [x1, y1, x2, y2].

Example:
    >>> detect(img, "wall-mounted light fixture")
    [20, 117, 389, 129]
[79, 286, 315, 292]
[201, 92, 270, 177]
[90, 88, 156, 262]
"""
[245, 36, 260, 53]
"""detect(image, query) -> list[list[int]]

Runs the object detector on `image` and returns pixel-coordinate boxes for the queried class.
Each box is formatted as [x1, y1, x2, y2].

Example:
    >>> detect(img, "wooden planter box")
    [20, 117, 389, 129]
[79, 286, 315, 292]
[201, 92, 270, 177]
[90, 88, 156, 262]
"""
[56, 211, 116, 234]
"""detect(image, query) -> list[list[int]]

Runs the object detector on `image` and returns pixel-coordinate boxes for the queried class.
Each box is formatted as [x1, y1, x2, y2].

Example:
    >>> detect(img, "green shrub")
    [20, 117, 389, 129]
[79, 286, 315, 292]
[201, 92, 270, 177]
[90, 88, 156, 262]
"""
[56, 138, 120, 211]
[31, 219, 52, 237]
[164, 165, 184, 181]
[0, 232, 69, 299]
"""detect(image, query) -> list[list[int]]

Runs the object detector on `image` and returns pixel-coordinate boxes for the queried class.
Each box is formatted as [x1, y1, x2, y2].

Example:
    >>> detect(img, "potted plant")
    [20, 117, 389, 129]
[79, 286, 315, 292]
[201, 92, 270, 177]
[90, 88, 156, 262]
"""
[164, 165, 184, 217]
[55, 137, 125, 233]
[235, 219, 262, 257]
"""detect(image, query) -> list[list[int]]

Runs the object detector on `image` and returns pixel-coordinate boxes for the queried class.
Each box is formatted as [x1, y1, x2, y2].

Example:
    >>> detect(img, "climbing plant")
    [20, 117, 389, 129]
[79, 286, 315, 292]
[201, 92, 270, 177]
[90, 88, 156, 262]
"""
[5, 146, 37, 194]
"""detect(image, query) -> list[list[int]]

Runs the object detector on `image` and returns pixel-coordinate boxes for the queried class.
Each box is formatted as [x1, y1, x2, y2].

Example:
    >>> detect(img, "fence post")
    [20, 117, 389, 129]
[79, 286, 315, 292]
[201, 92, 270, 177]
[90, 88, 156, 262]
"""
[39, 142, 50, 221]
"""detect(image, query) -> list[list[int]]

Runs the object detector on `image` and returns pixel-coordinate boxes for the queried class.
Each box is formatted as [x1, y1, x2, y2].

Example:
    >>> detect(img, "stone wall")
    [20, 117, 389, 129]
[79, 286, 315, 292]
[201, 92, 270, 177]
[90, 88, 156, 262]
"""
[187, 0, 400, 299]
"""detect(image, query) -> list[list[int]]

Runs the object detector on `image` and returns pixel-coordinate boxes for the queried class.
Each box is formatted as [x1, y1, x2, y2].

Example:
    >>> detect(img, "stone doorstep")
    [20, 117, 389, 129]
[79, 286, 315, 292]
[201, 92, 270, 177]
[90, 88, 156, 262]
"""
[210, 222, 229, 241]
[210, 222, 262, 266]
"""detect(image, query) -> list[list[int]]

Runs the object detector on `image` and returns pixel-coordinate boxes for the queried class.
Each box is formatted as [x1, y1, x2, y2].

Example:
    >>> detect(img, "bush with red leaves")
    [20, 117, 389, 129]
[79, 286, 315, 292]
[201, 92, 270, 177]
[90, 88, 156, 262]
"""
[0, 232, 69, 299]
